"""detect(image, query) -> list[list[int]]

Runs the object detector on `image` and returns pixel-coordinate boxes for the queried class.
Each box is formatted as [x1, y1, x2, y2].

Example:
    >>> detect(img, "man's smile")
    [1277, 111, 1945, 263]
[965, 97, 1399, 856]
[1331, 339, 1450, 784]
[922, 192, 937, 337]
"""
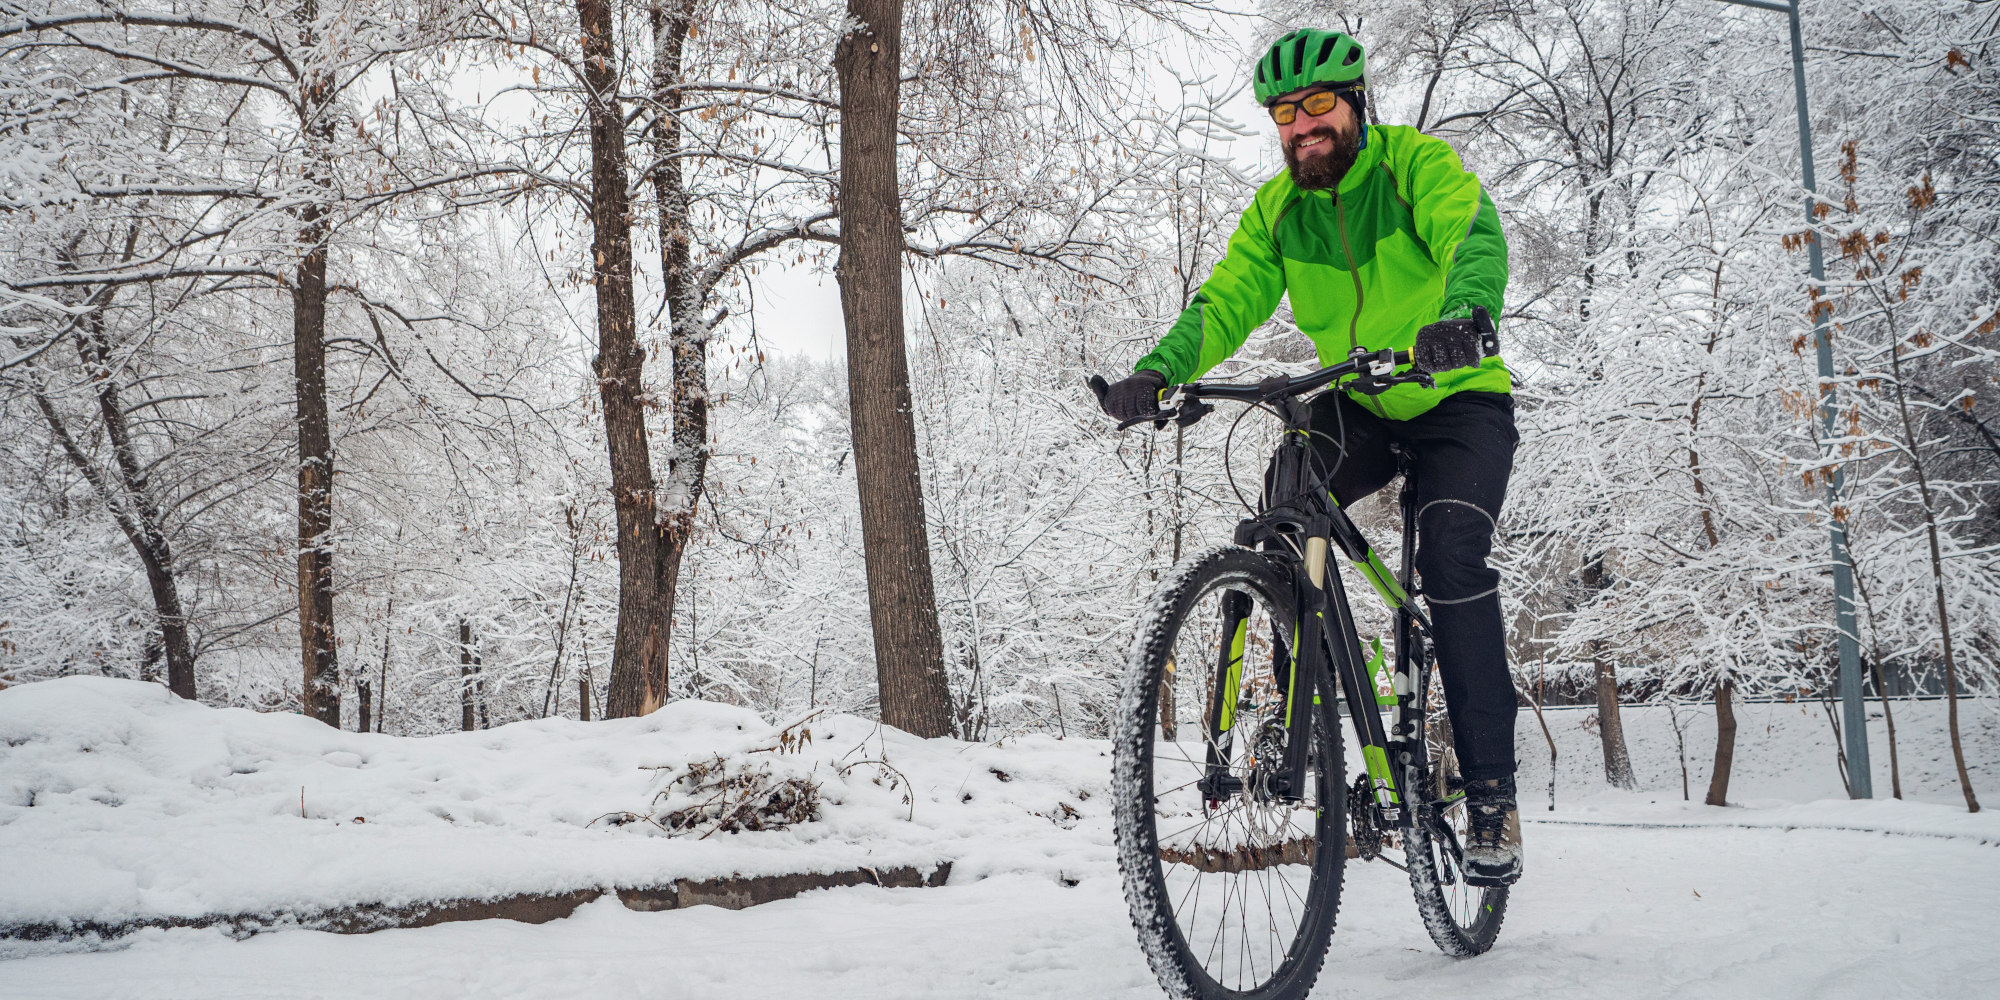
[1292, 133, 1332, 156]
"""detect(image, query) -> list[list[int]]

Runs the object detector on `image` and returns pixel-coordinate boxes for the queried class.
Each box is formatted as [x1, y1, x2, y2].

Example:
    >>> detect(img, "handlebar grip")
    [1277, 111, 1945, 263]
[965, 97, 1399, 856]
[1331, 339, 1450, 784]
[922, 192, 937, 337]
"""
[1093, 374, 1172, 430]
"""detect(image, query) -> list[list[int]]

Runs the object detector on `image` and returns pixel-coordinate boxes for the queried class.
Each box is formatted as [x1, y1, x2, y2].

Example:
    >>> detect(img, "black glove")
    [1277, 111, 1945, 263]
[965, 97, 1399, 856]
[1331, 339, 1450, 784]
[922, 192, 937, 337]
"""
[1412, 307, 1499, 374]
[1092, 368, 1167, 423]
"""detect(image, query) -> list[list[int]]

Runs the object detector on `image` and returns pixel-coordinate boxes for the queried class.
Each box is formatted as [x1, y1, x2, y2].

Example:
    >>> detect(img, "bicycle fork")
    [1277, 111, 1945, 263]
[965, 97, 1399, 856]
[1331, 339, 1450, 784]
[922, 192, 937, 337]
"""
[1195, 529, 1411, 819]
[1195, 576, 1324, 805]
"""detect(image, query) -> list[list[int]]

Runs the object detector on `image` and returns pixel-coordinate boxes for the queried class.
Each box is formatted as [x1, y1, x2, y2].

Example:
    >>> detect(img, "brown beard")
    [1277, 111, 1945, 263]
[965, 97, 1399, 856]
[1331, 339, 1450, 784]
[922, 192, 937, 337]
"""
[1283, 120, 1362, 191]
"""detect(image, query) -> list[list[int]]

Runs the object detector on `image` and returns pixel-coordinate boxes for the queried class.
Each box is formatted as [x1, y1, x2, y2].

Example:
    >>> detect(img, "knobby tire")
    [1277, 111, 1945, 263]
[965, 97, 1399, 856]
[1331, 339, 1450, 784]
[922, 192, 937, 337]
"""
[1114, 546, 1344, 1000]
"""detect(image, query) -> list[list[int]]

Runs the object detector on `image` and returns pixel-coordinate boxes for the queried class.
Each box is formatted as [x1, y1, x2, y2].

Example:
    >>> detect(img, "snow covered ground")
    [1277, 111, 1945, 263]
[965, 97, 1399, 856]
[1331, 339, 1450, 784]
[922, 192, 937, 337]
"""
[0, 678, 1110, 933]
[7, 821, 1995, 999]
[1516, 696, 1998, 809]
[4, 677, 1998, 998]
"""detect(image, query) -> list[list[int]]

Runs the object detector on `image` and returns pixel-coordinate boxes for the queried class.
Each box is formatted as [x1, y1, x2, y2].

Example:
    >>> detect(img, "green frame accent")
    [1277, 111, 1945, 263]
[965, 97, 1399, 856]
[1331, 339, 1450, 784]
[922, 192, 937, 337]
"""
[1216, 618, 1249, 731]
[1326, 490, 1409, 609]
[1357, 549, 1409, 607]
[1365, 635, 1395, 706]
[1362, 745, 1400, 803]
[1283, 621, 1304, 729]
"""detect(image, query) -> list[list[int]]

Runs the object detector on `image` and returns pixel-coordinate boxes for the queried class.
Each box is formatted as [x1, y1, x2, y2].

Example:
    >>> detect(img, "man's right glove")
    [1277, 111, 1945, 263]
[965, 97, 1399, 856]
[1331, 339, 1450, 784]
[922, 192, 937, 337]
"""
[1094, 368, 1168, 423]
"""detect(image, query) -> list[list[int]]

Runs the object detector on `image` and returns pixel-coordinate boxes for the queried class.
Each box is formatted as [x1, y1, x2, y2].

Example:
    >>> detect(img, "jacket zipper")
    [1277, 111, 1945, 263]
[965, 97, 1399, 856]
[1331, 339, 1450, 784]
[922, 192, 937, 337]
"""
[1332, 191, 1386, 416]
[1333, 193, 1364, 353]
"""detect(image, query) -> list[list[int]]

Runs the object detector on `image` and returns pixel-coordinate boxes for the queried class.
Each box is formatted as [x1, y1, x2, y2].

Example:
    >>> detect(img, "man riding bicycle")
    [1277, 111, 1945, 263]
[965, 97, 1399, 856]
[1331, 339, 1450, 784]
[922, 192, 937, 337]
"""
[1098, 29, 1522, 885]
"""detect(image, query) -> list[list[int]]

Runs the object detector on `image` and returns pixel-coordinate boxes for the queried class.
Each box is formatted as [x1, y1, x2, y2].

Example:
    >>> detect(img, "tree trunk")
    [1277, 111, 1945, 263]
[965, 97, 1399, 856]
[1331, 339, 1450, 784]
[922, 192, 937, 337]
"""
[376, 599, 392, 733]
[833, 0, 954, 738]
[460, 619, 476, 732]
[141, 634, 160, 684]
[1579, 190, 1601, 321]
[294, 213, 338, 725]
[1576, 553, 1633, 790]
[475, 648, 489, 730]
[645, 0, 709, 715]
[1867, 657, 1902, 800]
[575, 0, 672, 719]
[1531, 658, 1559, 810]
[356, 677, 371, 734]
[1884, 333, 1979, 812]
[1666, 699, 1690, 801]
[1851, 563, 1902, 798]
[1704, 679, 1736, 807]
[30, 313, 198, 701]
[1594, 655, 1637, 789]
[294, 1, 339, 726]
[36, 194, 199, 701]
[75, 316, 199, 699]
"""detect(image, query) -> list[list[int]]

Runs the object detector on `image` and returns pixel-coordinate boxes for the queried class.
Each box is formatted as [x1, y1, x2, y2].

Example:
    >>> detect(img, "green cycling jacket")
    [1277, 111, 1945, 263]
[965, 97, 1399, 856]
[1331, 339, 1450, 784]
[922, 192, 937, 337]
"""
[1135, 124, 1510, 421]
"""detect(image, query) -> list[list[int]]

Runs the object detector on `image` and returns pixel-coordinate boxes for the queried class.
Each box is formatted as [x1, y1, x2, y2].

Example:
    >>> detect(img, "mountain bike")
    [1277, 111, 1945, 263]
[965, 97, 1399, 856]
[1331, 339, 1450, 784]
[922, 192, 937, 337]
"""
[1094, 343, 1507, 1000]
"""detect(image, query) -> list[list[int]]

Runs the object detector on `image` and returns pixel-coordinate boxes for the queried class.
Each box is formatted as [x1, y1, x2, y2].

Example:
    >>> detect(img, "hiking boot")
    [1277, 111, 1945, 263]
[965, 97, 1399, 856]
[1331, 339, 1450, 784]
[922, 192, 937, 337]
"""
[1462, 776, 1522, 886]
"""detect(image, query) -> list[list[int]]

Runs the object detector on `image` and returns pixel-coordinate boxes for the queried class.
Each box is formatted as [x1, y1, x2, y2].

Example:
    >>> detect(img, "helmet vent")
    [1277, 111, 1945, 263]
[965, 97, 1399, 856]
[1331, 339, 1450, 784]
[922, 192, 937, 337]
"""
[1253, 28, 1366, 105]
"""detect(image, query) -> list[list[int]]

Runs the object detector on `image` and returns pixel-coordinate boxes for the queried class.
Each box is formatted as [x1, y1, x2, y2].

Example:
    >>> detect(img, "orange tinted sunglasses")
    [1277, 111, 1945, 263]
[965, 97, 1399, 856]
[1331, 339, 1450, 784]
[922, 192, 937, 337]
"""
[1268, 88, 1352, 125]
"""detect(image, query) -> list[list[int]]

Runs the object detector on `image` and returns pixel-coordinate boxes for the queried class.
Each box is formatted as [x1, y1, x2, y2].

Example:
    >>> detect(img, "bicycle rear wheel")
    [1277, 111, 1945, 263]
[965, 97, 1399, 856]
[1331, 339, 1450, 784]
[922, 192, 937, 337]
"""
[1114, 546, 1344, 1000]
[1402, 654, 1508, 956]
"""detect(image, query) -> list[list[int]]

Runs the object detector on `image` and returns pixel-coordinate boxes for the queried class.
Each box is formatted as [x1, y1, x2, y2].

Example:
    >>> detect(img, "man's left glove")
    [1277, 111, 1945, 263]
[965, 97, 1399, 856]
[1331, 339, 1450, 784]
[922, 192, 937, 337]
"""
[1093, 368, 1168, 423]
[1413, 307, 1499, 374]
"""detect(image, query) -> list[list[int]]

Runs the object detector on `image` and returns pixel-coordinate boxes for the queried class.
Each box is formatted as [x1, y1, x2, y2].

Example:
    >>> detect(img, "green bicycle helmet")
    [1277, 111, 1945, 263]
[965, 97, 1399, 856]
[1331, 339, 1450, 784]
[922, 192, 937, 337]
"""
[1253, 29, 1366, 106]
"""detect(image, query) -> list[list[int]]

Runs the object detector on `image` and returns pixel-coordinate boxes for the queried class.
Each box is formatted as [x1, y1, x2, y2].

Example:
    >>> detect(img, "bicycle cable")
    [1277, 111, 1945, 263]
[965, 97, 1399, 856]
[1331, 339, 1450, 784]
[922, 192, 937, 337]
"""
[1216, 378, 1355, 520]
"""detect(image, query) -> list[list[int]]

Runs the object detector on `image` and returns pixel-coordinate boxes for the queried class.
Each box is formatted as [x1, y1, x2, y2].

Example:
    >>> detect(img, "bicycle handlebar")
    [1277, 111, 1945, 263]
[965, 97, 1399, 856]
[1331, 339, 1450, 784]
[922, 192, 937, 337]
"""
[1092, 306, 1501, 432]
[1090, 347, 1426, 432]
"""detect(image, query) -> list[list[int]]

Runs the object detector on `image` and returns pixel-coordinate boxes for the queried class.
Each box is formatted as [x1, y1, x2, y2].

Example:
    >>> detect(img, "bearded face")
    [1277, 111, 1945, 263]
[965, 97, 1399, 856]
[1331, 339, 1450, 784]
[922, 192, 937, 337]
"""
[1282, 111, 1363, 191]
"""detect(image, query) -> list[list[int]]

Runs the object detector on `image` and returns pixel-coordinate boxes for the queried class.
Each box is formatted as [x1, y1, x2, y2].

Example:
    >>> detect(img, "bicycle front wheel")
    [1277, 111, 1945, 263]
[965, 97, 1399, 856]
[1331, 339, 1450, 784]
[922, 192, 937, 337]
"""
[1113, 546, 1344, 1000]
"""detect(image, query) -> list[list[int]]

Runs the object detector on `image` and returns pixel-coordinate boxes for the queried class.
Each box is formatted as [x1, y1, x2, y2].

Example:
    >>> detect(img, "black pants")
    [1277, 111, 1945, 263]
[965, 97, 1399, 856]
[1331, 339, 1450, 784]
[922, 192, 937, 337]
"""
[1308, 391, 1519, 780]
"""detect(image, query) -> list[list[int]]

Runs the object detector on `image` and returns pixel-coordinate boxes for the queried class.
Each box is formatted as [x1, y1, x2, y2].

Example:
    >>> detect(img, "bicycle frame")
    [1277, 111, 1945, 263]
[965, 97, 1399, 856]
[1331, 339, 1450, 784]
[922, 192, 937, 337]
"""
[1202, 388, 1440, 836]
[1111, 332, 1509, 988]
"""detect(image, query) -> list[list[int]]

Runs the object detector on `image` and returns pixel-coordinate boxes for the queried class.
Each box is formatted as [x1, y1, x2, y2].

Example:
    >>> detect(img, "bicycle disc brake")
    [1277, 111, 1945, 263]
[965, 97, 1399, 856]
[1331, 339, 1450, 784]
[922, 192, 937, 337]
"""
[1249, 712, 1288, 801]
[1349, 774, 1383, 860]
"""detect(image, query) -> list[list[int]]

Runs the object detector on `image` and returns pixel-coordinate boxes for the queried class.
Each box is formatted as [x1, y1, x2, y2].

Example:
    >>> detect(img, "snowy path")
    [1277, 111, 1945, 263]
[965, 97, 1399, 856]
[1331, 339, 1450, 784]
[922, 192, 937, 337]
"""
[9, 820, 1994, 1000]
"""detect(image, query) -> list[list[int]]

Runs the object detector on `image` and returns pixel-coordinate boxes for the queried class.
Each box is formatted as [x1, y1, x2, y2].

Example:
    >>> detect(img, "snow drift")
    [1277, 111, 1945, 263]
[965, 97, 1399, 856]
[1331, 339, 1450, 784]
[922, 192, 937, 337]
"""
[0, 678, 1112, 932]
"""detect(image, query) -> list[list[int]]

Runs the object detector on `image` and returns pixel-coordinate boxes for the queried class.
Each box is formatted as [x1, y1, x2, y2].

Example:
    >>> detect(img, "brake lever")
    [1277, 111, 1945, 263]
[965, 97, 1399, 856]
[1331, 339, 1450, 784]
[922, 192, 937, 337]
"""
[1175, 398, 1213, 428]
[1342, 347, 1408, 396]
[1116, 410, 1177, 432]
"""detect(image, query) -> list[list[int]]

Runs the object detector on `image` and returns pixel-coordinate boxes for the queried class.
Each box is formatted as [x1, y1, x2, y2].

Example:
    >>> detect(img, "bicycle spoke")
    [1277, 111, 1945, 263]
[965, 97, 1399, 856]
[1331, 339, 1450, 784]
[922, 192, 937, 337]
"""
[1118, 549, 1347, 998]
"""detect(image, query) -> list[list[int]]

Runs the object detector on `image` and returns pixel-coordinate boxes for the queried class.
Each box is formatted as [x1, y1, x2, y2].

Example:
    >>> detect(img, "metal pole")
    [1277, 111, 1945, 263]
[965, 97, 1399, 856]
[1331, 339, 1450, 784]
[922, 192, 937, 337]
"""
[1712, 0, 1871, 796]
